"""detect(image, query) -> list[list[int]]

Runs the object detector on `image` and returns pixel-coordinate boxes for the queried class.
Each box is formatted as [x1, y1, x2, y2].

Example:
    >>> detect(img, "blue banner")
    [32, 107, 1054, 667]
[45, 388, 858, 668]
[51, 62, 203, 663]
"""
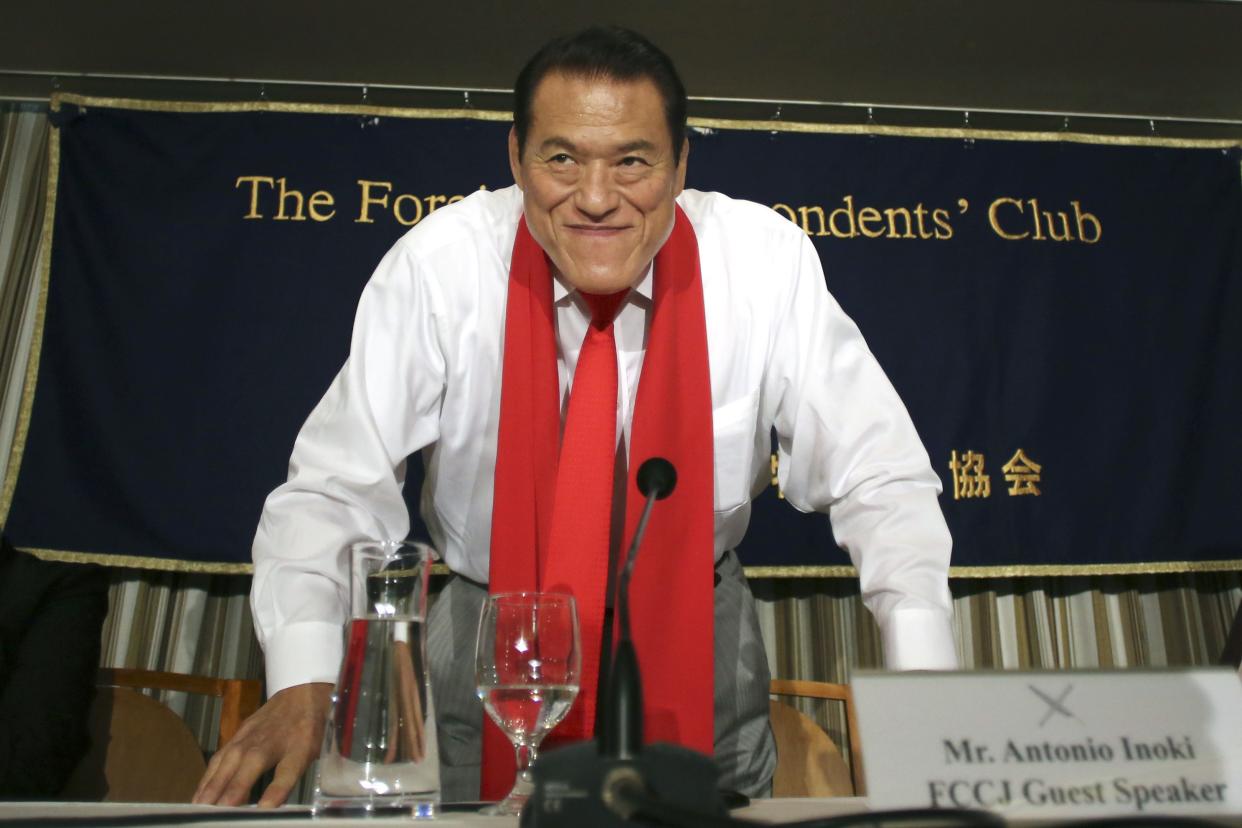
[4, 95, 1241, 575]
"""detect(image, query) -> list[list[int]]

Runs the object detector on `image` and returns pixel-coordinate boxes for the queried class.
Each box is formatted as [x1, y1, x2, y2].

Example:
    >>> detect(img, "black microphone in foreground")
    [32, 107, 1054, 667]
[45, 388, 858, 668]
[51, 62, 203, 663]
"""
[601, 456, 675, 760]
[522, 457, 728, 828]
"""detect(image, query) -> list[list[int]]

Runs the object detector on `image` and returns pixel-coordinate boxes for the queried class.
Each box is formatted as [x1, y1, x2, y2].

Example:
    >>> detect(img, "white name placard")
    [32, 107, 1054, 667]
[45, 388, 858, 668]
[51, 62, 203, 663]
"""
[852, 668, 1242, 819]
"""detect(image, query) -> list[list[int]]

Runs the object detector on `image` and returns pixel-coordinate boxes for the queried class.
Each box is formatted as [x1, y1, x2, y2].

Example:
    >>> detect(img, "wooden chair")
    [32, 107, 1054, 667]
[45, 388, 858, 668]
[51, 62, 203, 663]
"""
[61, 669, 262, 802]
[97, 669, 263, 748]
[769, 679, 864, 797]
[1222, 601, 1242, 668]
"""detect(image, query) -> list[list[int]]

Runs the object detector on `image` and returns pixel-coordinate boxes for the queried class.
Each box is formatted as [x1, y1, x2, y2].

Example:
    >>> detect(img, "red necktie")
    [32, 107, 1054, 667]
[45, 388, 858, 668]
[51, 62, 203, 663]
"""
[541, 290, 627, 740]
[486, 212, 715, 801]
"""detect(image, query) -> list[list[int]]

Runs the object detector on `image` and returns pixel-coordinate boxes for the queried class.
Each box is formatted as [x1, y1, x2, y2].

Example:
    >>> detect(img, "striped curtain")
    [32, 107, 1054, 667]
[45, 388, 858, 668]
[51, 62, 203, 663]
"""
[0, 105, 48, 491]
[2, 105, 1240, 801]
[755, 573, 1241, 778]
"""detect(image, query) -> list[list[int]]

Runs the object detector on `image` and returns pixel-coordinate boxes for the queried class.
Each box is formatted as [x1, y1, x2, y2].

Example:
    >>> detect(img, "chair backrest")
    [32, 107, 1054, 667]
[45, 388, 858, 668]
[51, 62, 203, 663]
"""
[61, 669, 262, 803]
[768, 699, 852, 797]
[97, 668, 262, 748]
[62, 686, 207, 802]
[769, 679, 865, 797]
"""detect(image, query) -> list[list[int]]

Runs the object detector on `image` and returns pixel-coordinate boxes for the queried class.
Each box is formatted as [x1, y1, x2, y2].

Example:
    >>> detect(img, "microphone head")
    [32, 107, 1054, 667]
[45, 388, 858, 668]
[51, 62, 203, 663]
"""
[636, 457, 677, 500]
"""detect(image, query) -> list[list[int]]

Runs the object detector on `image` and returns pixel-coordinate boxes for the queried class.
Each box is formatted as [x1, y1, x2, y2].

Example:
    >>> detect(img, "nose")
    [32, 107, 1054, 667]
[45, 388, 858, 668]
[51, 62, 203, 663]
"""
[573, 161, 620, 221]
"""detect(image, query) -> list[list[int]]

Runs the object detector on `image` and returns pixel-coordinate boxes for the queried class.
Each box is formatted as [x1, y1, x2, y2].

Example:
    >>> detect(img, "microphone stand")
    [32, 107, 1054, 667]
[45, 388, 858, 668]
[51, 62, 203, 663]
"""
[521, 458, 727, 828]
[599, 457, 672, 761]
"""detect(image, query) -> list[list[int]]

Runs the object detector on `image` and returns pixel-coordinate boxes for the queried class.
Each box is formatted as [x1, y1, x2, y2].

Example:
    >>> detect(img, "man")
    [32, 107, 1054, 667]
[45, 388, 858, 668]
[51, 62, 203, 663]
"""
[0, 536, 109, 797]
[194, 26, 957, 807]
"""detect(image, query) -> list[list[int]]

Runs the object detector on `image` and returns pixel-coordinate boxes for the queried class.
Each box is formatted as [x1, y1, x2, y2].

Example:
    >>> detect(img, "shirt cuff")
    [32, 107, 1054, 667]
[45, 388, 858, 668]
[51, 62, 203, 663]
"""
[880, 607, 959, 670]
[264, 621, 345, 695]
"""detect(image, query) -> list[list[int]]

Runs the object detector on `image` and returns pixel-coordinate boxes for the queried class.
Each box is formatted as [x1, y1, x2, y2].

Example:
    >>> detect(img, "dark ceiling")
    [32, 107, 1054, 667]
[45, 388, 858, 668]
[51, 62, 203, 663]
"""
[3, 0, 1241, 136]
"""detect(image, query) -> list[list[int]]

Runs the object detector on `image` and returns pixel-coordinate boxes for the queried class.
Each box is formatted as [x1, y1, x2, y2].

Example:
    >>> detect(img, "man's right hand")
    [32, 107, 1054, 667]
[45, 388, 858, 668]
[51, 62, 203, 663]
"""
[192, 681, 333, 807]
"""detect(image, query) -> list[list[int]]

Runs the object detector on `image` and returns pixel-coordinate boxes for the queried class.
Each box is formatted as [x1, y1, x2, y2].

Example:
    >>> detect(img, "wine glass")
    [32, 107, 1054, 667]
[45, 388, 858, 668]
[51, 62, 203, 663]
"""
[475, 592, 580, 816]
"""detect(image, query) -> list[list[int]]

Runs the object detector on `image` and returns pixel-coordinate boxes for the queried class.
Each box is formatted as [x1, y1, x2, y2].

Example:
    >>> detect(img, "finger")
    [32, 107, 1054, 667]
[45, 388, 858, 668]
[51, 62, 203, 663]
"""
[194, 710, 262, 803]
[193, 745, 243, 804]
[218, 748, 274, 807]
[192, 758, 219, 803]
[257, 753, 309, 809]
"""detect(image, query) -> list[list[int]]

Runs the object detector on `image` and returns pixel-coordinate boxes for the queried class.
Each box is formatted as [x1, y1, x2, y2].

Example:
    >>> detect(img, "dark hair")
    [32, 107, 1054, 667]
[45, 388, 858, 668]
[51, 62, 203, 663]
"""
[513, 26, 688, 162]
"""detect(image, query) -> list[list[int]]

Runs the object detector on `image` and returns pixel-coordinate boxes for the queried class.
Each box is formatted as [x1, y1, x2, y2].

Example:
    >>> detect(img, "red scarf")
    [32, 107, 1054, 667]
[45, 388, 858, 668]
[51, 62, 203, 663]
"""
[483, 206, 715, 799]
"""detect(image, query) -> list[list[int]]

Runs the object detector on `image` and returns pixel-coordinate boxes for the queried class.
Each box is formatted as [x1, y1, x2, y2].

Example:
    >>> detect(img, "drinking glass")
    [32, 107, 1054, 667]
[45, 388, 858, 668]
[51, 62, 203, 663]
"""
[313, 540, 439, 818]
[475, 592, 580, 816]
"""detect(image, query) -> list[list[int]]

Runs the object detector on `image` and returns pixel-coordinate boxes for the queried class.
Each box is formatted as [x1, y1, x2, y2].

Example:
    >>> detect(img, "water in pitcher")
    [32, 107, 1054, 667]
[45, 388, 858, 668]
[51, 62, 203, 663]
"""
[315, 616, 439, 816]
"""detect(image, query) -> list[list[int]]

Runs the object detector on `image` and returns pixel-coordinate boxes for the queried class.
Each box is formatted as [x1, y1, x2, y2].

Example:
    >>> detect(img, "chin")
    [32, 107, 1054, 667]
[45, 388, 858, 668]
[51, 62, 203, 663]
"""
[564, 267, 640, 296]
[583, 276, 638, 295]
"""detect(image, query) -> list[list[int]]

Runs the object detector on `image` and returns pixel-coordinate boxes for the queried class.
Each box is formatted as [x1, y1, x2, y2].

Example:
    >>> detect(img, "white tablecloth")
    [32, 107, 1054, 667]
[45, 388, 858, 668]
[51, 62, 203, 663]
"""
[0, 798, 870, 827]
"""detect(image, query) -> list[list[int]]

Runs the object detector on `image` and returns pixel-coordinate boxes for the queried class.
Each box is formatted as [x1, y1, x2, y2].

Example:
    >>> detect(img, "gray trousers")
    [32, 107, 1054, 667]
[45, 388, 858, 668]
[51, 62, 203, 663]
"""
[427, 550, 777, 801]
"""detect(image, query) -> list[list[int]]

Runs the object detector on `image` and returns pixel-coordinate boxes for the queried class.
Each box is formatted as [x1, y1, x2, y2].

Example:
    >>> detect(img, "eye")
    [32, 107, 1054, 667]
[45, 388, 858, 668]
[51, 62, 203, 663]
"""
[547, 153, 574, 165]
[619, 156, 650, 167]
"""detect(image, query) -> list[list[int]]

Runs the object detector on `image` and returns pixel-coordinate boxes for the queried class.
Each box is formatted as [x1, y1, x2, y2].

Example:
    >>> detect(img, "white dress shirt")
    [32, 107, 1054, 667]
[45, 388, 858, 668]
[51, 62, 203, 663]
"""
[252, 185, 958, 694]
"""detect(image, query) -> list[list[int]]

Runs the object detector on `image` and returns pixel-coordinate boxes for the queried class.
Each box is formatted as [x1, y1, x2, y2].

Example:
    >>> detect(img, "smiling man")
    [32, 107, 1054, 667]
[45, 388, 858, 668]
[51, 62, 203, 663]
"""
[194, 26, 957, 808]
[513, 71, 686, 295]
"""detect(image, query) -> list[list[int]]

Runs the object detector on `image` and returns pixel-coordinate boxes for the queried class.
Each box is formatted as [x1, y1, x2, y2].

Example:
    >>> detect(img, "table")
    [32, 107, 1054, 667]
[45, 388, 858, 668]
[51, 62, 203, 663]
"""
[6, 799, 1241, 827]
[0, 798, 870, 827]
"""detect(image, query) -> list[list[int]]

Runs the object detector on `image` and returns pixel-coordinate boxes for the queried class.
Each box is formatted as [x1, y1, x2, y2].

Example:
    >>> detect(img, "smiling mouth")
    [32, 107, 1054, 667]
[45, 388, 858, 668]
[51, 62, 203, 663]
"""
[564, 224, 630, 236]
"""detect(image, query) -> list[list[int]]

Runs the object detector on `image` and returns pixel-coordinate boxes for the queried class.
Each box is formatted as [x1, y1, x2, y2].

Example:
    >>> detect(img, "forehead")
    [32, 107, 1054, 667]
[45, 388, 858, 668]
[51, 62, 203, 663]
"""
[526, 72, 672, 151]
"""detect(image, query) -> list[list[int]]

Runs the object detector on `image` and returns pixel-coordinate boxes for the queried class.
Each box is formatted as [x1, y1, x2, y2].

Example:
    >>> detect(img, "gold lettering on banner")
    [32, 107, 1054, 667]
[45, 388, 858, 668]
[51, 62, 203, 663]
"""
[1029, 198, 1049, 241]
[767, 196, 1100, 244]
[912, 203, 933, 239]
[357, 183, 489, 225]
[988, 197, 1102, 243]
[235, 177, 489, 225]
[393, 193, 424, 226]
[1045, 208, 1072, 242]
[857, 207, 885, 238]
[307, 190, 336, 222]
[828, 196, 858, 238]
[989, 197, 1027, 239]
[1073, 201, 1102, 243]
[798, 205, 830, 237]
[1002, 449, 1043, 496]
[356, 179, 393, 223]
[274, 177, 306, 221]
[772, 197, 966, 241]
[232, 177, 1104, 238]
[235, 175, 275, 219]
[883, 207, 916, 239]
[948, 450, 991, 500]
[235, 176, 334, 222]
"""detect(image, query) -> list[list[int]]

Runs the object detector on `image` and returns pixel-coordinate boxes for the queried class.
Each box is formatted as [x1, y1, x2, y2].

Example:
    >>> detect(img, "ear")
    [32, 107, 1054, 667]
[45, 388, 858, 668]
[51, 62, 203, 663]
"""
[673, 137, 689, 196]
[508, 127, 523, 189]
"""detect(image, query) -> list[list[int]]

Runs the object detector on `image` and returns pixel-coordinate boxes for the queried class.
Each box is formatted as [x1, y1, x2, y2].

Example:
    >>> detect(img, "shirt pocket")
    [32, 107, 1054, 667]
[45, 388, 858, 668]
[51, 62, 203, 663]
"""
[712, 390, 761, 513]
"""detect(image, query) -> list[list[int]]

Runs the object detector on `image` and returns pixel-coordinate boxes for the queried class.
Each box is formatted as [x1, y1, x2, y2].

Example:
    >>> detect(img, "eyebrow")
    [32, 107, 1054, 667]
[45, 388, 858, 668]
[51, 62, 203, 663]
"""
[615, 139, 658, 154]
[537, 137, 660, 156]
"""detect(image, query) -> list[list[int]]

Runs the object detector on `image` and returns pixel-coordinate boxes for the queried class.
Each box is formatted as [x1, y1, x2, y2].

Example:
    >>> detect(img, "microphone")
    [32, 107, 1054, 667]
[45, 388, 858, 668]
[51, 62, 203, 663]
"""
[601, 458, 676, 760]
[636, 457, 676, 500]
[618, 457, 676, 643]
[522, 458, 727, 828]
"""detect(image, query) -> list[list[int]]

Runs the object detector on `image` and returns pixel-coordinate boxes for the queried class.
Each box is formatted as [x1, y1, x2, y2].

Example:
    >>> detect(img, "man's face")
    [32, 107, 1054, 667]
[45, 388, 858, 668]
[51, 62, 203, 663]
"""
[509, 72, 688, 295]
